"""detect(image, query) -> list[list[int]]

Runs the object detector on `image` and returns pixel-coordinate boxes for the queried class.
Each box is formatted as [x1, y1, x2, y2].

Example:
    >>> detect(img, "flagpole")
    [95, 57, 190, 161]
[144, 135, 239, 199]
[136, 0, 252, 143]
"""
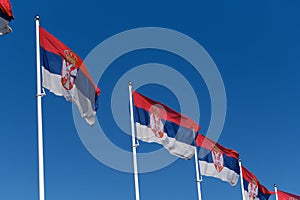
[128, 81, 140, 200]
[239, 159, 246, 200]
[274, 184, 279, 200]
[35, 15, 45, 200]
[194, 144, 203, 200]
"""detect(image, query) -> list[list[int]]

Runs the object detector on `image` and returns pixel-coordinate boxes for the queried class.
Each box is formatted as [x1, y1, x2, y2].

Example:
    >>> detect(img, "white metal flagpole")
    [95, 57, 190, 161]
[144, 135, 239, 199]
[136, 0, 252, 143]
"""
[274, 184, 279, 200]
[194, 145, 203, 200]
[35, 15, 46, 200]
[239, 159, 246, 200]
[128, 81, 140, 200]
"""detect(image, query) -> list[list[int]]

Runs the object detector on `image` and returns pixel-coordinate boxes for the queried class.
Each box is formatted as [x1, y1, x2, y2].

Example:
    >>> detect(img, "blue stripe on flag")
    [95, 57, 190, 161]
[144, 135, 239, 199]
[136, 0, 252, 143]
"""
[243, 179, 272, 200]
[134, 106, 196, 145]
[198, 147, 240, 174]
[41, 48, 98, 111]
[41, 48, 62, 75]
[75, 69, 98, 111]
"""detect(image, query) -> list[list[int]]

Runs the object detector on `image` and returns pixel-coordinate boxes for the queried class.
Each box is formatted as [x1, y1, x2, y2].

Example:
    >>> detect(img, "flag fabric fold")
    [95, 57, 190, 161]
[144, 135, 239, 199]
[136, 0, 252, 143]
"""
[40, 27, 100, 125]
[133, 91, 200, 160]
[196, 134, 240, 186]
[277, 189, 300, 200]
[0, 0, 14, 35]
[242, 166, 274, 200]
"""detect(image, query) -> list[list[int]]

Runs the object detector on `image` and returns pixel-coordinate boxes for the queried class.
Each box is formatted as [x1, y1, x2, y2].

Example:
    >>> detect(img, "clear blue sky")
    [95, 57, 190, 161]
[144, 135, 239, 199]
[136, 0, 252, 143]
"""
[0, 0, 299, 199]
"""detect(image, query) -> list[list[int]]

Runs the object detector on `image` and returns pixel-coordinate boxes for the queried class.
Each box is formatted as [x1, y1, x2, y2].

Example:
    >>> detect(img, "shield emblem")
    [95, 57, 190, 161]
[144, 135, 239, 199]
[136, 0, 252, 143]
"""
[149, 105, 164, 138]
[61, 50, 78, 90]
[248, 179, 258, 200]
[212, 146, 224, 172]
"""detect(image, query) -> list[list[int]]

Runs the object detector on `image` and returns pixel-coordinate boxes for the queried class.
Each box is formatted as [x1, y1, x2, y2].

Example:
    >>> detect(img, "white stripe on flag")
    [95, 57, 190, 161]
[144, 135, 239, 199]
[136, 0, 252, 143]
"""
[136, 123, 195, 159]
[0, 16, 12, 35]
[42, 67, 96, 125]
[243, 190, 259, 200]
[199, 160, 239, 186]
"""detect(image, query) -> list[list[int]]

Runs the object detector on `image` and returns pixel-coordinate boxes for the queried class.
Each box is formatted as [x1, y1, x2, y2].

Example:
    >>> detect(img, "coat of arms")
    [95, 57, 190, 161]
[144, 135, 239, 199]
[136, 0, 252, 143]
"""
[212, 146, 224, 172]
[61, 50, 78, 90]
[149, 105, 164, 138]
[248, 179, 258, 200]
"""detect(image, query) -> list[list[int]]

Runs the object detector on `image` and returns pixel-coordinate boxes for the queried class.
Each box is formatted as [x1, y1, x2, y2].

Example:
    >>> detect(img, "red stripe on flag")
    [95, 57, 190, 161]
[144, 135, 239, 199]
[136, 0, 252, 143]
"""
[242, 166, 275, 195]
[278, 190, 300, 200]
[196, 134, 239, 159]
[133, 91, 200, 132]
[0, 0, 14, 19]
[39, 27, 100, 95]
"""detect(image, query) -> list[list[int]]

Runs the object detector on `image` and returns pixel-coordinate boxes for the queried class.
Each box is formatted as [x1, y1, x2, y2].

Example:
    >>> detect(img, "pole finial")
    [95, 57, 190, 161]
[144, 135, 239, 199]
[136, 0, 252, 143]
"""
[274, 184, 277, 188]
[128, 81, 132, 86]
[35, 15, 40, 20]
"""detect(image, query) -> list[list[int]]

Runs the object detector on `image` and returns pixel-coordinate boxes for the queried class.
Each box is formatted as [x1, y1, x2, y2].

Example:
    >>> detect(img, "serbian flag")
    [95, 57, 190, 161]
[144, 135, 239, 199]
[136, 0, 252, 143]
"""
[242, 166, 274, 200]
[40, 27, 100, 125]
[196, 134, 240, 186]
[0, 0, 14, 36]
[277, 189, 300, 200]
[133, 91, 200, 160]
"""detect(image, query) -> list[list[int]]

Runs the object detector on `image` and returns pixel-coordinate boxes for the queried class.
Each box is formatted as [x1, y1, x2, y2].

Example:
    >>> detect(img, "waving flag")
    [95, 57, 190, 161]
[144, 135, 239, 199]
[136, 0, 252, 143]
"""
[277, 189, 300, 200]
[196, 134, 240, 186]
[242, 166, 274, 200]
[40, 27, 100, 125]
[0, 0, 14, 35]
[133, 91, 200, 159]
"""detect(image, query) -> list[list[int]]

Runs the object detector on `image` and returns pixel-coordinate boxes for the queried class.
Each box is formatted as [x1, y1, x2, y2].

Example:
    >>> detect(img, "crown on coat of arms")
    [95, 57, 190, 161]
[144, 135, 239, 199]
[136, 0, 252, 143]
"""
[151, 106, 160, 115]
[64, 50, 78, 65]
[213, 146, 221, 153]
[251, 179, 257, 185]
